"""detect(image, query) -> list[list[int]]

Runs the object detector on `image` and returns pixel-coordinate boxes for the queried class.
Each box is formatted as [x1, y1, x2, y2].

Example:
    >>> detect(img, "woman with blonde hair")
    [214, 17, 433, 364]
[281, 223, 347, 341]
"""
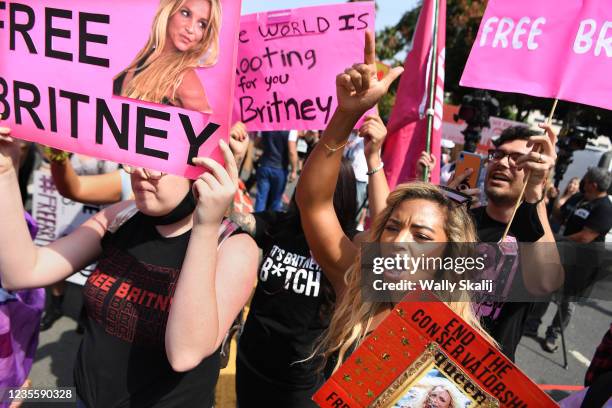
[296, 32, 496, 375]
[114, 0, 221, 112]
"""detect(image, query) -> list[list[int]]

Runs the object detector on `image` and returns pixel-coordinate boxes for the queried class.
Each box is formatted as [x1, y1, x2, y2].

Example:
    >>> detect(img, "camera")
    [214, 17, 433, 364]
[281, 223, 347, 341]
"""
[454, 90, 500, 152]
[554, 125, 598, 187]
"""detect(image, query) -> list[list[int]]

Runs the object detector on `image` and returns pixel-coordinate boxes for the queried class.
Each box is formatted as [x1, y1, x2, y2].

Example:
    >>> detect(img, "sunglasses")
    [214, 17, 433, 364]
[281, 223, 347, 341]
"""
[439, 185, 473, 209]
[122, 164, 166, 180]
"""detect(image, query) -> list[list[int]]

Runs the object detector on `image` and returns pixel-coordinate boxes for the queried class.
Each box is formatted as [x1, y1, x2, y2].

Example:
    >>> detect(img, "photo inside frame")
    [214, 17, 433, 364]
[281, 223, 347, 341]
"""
[373, 344, 499, 408]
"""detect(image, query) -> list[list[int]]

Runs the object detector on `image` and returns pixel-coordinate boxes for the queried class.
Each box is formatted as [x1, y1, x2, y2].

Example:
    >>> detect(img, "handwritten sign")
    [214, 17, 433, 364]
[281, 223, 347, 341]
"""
[233, 2, 375, 131]
[0, 0, 241, 178]
[313, 292, 557, 407]
[31, 170, 99, 286]
[460, 0, 612, 111]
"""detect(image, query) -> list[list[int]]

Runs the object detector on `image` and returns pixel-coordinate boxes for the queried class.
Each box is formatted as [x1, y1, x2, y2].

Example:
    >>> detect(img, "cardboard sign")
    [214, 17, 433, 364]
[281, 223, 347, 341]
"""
[313, 292, 558, 407]
[0, 0, 242, 178]
[31, 170, 99, 286]
[460, 0, 611, 111]
[233, 2, 375, 131]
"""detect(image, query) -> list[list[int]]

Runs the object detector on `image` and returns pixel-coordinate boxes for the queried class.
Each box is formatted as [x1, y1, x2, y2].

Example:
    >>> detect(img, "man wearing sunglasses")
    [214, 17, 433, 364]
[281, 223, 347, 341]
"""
[449, 124, 563, 362]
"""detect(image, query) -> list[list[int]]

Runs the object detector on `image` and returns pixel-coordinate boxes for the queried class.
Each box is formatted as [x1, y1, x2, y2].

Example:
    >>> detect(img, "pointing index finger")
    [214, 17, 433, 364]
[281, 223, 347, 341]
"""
[364, 30, 375, 66]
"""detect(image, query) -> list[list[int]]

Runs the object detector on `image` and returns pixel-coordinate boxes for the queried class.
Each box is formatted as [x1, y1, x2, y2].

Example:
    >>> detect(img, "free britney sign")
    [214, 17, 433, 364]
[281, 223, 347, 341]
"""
[0, 0, 241, 178]
[460, 0, 611, 111]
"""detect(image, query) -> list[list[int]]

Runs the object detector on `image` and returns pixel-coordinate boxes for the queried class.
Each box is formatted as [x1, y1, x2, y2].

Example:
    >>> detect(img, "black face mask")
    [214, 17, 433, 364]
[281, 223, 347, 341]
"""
[141, 191, 196, 226]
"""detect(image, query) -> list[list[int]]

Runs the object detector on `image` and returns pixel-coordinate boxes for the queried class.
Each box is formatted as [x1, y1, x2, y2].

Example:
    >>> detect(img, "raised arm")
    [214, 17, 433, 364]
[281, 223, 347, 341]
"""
[516, 123, 564, 294]
[361, 114, 390, 219]
[0, 124, 129, 289]
[551, 187, 576, 222]
[295, 31, 403, 296]
[226, 121, 256, 237]
[415, 151, 437, 182]
[228, 121, 249, 169]
[165, 140, 258, 372]
[48, 154, 124, 205]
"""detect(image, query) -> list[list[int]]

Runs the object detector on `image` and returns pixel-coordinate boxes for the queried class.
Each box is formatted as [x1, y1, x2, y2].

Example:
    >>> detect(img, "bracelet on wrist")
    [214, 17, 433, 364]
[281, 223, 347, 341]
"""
[525, 190, 546, 205]
[43, 147, 70, 164]
[534, 190, 546, 205]
[366, 161, 384, 176]
[323, 140, 349, 154]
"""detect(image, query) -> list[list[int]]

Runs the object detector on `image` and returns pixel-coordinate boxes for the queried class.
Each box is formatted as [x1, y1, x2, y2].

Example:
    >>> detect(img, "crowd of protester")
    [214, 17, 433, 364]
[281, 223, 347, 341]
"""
[0, 25, 611, 408]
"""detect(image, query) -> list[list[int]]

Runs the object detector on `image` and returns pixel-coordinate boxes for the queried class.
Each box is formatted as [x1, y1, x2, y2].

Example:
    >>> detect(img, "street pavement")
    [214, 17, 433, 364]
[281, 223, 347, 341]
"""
[23, 283, 612, 407]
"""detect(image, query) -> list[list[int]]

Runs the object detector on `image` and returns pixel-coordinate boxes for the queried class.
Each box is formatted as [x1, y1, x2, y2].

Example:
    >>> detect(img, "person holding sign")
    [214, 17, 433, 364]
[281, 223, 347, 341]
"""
[0, 121, 258, 407]
[296, 32, 497, 374]
[113, 0, 221, 112]
[444, 126, 563, 361]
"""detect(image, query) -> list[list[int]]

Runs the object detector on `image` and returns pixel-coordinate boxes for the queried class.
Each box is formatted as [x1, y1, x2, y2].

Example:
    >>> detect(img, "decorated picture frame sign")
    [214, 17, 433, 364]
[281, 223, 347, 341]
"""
[313, 292, 558, 408]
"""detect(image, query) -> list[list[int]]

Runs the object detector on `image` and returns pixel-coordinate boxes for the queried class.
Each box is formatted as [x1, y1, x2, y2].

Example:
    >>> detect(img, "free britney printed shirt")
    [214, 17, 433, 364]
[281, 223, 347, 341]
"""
[238, 210, 335, 389]
[75, 213, 238, 408]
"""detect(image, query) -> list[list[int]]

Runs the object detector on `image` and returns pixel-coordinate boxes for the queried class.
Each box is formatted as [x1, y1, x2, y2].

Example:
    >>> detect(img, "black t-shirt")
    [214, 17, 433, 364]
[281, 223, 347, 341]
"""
[561, 193, 612, 242]
[75, 213, 222, 408]
[259, 131, 290, 169]
[238, 210, 335, 389]
[471, 202, 543, 361]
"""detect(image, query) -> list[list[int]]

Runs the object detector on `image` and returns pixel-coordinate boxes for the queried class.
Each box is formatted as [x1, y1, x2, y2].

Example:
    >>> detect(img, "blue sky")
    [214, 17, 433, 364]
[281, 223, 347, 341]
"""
[241, 0, 420, 32]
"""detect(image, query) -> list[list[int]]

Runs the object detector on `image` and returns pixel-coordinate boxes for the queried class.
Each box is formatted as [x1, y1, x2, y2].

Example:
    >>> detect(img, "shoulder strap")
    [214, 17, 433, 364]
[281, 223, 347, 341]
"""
[107, 203, 139, 234]
[217, 219, 240, 249]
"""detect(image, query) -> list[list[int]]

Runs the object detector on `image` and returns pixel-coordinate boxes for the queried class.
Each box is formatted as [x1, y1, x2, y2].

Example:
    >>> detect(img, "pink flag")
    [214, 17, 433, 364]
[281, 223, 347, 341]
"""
[383, 0, 446, 188]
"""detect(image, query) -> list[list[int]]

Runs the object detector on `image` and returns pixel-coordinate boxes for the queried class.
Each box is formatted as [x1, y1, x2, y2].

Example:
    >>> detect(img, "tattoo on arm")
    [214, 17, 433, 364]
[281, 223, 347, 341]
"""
[229, 210, 256, 237]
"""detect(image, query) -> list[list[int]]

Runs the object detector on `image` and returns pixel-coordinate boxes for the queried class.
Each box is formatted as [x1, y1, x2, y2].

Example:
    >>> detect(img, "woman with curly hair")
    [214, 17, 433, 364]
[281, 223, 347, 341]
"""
[296, 32, 497, 376]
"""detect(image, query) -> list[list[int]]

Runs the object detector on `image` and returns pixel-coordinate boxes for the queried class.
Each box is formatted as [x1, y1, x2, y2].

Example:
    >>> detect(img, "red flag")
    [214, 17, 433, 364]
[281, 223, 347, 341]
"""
[383, 0, 446, 188]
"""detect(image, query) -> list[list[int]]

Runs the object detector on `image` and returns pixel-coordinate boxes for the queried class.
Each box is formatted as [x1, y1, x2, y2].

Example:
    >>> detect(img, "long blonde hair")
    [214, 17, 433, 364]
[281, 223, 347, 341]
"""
[318, 182, 496, 373]
[116, 0, 221, 103]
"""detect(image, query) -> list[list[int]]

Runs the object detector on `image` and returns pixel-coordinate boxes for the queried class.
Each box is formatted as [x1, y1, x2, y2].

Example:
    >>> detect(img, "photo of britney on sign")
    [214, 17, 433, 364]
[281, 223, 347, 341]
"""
[113, 0, 221, 113]
[392, 369, 472, 408]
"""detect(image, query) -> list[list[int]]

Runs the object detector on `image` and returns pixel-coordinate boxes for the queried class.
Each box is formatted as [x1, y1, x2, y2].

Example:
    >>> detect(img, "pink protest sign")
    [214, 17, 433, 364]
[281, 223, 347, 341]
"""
[234, 2, 376, 131]
[0, 0, 241, 178]
[460, 0, 612, 111]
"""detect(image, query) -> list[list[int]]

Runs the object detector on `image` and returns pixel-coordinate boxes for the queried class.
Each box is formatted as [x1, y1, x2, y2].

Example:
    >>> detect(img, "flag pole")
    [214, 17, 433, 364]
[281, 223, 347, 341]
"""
[422, 0, 441, 182]
[499, 98, 559, 241]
